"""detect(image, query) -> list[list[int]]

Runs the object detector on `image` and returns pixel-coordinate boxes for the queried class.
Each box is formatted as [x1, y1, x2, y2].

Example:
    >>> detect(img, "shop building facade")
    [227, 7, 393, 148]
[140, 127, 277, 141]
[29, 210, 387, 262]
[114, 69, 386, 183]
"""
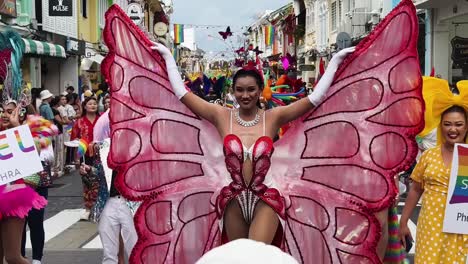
[415, 0, 468, 84]
[0, 0, 70, 94]
[1, 0, 170, 97]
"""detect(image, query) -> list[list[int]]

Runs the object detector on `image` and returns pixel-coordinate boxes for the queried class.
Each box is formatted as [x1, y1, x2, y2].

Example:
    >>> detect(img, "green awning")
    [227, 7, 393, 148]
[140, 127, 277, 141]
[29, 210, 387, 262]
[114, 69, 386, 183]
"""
[22, 38, 66, 58]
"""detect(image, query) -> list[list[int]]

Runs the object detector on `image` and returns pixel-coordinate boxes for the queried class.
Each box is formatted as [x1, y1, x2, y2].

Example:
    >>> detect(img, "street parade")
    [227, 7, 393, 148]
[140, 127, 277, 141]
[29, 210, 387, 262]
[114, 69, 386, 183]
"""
[0, 0, 467, 263]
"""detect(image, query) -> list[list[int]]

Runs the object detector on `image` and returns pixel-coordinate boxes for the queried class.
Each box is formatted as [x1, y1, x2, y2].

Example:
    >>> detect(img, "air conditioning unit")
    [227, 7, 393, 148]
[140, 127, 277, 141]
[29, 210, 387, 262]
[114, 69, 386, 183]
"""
[354, 0, 368, 9]
[16, 14, 30, 26]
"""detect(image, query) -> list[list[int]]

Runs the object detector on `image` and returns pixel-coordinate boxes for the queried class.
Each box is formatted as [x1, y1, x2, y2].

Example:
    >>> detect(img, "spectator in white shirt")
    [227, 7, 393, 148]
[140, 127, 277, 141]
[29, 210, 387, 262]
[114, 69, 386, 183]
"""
[57, 94, 76, 125]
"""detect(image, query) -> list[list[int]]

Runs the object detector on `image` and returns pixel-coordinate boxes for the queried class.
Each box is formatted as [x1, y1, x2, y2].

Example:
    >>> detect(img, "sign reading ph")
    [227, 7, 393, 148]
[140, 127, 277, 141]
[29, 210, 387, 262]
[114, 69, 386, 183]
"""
[443, 144, 468, 235]
[0, 125, 43, 185]
[49, 0, 73, 17]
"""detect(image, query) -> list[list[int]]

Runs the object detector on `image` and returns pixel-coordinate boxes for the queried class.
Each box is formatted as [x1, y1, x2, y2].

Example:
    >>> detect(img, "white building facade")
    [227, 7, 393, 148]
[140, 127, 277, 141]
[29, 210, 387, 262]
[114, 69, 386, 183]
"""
[415, 0, 468, 83]
[295, 0, 420, 82]
[40, 0, 80, 94]
[300, 0, 468, 84]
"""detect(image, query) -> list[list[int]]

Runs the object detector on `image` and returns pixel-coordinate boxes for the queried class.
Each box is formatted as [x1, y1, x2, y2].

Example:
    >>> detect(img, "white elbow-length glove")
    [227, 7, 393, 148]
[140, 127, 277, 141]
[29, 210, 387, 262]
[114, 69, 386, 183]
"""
[152, 42, 188, 100]
[308, 47, 355, 106]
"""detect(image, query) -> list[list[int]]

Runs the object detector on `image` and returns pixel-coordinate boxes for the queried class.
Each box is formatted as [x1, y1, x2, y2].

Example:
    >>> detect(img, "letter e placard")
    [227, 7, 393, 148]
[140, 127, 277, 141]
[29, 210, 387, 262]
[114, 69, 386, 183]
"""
[0, 125, 43, 185]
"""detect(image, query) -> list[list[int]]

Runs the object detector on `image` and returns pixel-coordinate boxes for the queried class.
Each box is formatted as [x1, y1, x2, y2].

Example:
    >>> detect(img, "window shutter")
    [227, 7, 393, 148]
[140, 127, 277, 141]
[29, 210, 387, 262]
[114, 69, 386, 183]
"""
[42, 0, 77, 38]
[82, 0, 87, 18]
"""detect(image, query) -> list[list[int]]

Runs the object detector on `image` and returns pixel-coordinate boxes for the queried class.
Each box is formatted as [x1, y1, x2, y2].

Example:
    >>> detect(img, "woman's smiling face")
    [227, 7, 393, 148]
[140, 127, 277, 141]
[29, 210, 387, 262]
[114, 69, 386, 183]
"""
[1, 103, 16, 128]
[441, 111, 468, 145]
[234, 76, 261, 110]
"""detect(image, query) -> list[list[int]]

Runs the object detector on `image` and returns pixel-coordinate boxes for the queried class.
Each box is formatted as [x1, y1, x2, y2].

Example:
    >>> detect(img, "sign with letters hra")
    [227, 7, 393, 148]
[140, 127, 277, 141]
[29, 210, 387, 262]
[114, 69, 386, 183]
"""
[0, 125, 43, 185]
[49, 0, 72, 16]
[443, 144, 468, 235]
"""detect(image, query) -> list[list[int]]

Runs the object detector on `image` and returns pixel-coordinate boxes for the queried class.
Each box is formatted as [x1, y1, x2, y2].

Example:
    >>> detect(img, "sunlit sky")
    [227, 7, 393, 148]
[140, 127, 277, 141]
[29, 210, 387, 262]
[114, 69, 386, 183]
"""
[171, 0, 290, 59]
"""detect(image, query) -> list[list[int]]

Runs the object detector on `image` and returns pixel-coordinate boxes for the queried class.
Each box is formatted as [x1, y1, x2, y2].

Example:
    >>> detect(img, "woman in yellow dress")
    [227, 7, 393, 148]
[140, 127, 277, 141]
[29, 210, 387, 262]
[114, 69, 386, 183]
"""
[399, 77, 468, 263]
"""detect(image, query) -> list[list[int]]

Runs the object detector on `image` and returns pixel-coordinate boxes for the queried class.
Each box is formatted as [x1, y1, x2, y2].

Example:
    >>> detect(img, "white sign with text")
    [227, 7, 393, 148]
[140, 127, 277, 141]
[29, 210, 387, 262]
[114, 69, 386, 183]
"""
[443, 144, 468, 235]
[0, 125, 43, 185]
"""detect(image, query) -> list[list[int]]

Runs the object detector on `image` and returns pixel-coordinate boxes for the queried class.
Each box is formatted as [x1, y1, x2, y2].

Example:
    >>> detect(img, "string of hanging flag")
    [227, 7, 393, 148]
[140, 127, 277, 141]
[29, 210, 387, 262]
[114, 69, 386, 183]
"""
[169, 23, 249, 30]
[172, 23, 277, 48]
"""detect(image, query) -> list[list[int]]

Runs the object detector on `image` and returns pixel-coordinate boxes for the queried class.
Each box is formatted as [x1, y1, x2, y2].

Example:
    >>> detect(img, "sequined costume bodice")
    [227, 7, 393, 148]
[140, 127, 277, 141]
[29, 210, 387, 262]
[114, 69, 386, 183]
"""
[216, 133, 285, 223]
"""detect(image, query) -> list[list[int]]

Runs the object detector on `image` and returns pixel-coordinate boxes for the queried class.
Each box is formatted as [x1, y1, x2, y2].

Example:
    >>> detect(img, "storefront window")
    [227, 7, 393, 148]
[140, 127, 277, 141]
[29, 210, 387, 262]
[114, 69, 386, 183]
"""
[451, 34, 468, 84]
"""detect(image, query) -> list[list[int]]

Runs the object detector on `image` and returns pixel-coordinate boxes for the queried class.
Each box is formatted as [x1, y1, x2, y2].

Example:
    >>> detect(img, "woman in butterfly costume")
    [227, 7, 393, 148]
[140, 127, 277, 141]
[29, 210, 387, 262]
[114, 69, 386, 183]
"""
[102, 0, 424, 263]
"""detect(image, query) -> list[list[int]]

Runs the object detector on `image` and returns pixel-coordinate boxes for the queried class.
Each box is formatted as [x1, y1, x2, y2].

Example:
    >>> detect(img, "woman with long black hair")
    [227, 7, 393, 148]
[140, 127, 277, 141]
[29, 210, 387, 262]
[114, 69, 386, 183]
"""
[71, 97, 100, 220]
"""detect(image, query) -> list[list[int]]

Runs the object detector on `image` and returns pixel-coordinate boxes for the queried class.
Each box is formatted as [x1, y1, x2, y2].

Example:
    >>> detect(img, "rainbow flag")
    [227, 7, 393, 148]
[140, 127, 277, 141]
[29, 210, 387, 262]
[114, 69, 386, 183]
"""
[449, 145, 468, 204]
[383, 206, 409, 263]
[77, 138, 89, 158]
[264, 25, 275, 46]
[174, 24, 184, 44]
[64, 123, 73, 135]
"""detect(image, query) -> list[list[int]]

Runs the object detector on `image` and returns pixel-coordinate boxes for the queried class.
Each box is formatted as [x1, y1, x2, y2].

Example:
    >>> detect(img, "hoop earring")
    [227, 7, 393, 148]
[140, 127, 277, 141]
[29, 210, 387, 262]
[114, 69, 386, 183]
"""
[19, 108, 26, 118]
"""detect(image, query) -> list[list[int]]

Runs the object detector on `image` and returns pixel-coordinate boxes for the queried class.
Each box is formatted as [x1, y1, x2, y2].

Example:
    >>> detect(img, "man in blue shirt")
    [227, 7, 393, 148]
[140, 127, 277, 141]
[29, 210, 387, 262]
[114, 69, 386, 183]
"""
[39, 90, 54, 121]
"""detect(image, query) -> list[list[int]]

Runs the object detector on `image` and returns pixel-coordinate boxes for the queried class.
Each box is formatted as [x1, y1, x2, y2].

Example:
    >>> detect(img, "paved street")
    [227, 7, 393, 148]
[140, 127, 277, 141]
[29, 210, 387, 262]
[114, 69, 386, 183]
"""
[22, 170, 420, 263]
[23, 170, 103, 263]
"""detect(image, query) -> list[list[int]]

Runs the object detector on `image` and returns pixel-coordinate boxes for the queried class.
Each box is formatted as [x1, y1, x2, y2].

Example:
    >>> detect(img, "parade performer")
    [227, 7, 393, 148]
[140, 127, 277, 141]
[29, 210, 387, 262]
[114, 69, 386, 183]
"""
[399, 77, 468, 264]
[0, 30, 47, 264]
[224, 87, 239, 109]
[80, 109, 138, 263]
[71, 96, 100, 221]
[21, 107, 54, 264]
[102, 0, 423, 263]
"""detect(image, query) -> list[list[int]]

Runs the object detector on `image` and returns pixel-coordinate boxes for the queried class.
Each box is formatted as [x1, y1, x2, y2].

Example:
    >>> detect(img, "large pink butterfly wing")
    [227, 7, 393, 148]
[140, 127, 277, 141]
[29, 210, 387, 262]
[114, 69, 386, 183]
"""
[271, 0, 423, 263]
[101, 5, 227, 263]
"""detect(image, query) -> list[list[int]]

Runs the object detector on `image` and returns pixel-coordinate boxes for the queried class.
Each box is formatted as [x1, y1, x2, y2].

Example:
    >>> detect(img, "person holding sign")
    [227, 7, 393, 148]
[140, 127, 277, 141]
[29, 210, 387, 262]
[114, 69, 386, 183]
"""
[399, 77, 468, 263]
[0, 29, 50, 264]
[0, 102, 47, 264]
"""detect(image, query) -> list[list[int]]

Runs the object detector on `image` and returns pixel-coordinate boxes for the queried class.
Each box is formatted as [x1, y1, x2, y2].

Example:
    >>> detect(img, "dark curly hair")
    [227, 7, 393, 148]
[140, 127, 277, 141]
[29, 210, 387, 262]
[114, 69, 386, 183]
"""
[442, 105, 467, 121]
[232, 68, 264, 90]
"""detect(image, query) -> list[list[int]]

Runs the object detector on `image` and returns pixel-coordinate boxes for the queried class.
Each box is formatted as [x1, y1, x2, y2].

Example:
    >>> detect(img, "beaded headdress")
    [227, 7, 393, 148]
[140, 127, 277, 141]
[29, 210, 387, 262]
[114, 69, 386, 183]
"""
[0, 30, 30, 114]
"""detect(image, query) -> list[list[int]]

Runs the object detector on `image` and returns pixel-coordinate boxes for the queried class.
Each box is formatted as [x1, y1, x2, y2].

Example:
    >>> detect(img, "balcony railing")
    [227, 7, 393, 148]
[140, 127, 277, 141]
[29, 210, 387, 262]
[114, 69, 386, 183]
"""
[413, 0, 451, 8]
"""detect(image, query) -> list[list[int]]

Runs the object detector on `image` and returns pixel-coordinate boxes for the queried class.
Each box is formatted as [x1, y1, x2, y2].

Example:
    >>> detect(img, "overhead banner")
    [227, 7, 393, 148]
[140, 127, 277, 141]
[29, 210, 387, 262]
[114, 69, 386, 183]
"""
[443, 144, 468, 235]
[264, 25, 275, 46]
[49, 0, 73, 16]
[0, 125, 43, 185]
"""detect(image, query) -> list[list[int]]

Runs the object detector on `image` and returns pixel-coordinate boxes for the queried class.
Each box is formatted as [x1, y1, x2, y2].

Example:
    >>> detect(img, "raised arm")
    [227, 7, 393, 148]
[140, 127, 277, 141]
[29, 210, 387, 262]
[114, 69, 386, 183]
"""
[272, 47, 355, 128]
[152, 43, 224, 126]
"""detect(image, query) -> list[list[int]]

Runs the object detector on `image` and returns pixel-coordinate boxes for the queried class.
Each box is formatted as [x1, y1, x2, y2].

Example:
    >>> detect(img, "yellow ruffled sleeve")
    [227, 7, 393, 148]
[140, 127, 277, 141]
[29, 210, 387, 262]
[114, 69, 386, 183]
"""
[410, 149, 429, 188]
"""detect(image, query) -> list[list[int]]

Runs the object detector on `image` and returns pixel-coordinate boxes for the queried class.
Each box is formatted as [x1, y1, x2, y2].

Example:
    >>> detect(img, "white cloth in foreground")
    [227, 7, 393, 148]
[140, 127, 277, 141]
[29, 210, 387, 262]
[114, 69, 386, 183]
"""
[196, 239, 299, 264]
[99, 196, 138, 264]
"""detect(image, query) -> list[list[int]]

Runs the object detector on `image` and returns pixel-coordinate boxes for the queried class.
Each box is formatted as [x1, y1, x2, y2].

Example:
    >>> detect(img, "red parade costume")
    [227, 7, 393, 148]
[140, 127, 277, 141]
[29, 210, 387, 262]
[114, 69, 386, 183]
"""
[102, 0, 423, 263]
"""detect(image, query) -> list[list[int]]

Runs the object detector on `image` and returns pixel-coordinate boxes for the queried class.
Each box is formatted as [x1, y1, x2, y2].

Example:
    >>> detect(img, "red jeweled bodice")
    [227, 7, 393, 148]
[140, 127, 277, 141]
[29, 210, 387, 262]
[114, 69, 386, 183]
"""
[216, 134, 285, 219]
